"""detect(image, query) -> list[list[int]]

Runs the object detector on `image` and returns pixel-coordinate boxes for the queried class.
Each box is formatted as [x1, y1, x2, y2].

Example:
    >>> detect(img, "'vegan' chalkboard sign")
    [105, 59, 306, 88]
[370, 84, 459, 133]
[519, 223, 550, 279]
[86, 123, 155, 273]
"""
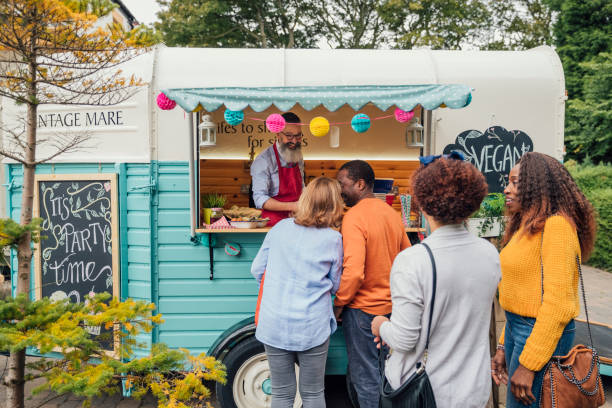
[34, 174, 119, 354]
[443, 126, 533, 193]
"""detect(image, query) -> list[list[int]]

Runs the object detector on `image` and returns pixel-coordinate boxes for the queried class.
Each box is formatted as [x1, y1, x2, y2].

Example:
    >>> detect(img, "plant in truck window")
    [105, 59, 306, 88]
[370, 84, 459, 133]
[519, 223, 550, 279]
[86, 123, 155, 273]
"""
[201, 193, 227, 209]
[468, 192, 507, 238]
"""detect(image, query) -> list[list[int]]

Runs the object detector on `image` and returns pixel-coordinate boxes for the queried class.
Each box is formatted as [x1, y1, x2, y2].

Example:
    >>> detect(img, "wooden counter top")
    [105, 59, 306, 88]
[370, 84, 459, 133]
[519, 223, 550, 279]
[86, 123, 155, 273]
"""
[195, 227, 425, 234]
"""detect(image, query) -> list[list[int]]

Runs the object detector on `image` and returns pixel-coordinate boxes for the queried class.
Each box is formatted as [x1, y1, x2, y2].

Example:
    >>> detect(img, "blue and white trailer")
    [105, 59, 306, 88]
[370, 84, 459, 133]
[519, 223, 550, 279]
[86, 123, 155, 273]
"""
[1, 45, 576, 407]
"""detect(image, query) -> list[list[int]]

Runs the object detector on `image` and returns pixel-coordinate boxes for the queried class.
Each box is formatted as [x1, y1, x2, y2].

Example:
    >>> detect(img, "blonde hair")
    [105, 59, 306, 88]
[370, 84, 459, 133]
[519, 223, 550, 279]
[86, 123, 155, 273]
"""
[294, 177, 344, 228]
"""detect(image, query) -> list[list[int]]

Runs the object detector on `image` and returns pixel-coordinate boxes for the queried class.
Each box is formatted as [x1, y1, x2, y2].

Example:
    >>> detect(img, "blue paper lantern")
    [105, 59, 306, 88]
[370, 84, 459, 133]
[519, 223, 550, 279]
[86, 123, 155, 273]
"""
[351, 113, 371, 133]
[224, 109, 244, 126]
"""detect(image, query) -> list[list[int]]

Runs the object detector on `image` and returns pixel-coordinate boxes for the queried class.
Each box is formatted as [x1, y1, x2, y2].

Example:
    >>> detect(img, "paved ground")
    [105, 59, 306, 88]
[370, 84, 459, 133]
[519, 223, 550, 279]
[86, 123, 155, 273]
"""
[1, 266, 610, 407]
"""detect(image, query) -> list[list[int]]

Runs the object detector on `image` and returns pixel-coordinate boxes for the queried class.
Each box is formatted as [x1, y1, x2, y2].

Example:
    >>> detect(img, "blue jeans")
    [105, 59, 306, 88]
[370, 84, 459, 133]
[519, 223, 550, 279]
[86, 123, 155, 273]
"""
[342, 307, 388, 408]
[264, 338, 329, 408]
[504, 311, 575, 408]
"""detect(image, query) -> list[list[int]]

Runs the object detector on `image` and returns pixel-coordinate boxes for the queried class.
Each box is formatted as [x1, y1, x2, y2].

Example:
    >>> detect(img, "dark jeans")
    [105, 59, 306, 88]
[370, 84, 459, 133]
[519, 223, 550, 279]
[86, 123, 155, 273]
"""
[504, 311, 576, 408]
[342, 307, 389, 408]
[264, 338, 330, 408]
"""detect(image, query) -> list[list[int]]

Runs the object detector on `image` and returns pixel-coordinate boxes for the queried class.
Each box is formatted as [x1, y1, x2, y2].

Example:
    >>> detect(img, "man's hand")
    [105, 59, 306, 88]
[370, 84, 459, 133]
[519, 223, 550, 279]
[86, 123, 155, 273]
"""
[510, 363, 535, 405]
[371, 315, 389, 338]
[491, 348, 508, 386]
[333, 306, 343, 322]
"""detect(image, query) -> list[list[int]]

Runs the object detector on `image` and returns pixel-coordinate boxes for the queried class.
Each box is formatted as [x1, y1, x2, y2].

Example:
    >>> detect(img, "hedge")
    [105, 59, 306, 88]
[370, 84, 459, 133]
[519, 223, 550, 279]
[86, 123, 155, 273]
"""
[566, 161, 612, 271]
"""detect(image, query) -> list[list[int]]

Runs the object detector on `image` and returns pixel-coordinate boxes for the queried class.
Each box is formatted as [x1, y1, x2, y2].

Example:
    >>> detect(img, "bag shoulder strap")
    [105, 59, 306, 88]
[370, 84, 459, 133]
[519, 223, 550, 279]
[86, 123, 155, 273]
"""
[421, 242, 437, 351]
[539, 229, 594, 348]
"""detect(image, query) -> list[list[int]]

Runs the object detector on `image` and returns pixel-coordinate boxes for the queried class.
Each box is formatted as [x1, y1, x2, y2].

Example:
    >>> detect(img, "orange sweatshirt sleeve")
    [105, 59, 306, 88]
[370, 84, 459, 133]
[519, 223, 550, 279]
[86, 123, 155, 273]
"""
[400, 230, 411, 251]
[334, 214, 366, 307]
[519, 216, 580, 371]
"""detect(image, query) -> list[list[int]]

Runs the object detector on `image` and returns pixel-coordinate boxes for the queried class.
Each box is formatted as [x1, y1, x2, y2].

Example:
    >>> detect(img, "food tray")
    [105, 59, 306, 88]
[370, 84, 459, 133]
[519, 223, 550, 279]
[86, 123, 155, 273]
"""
[229, 219, 269, 229]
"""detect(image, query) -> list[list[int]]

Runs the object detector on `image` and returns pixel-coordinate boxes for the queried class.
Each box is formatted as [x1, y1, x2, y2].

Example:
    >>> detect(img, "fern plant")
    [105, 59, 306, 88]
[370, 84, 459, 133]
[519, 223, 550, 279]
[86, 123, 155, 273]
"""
[470, 193, 507, 237]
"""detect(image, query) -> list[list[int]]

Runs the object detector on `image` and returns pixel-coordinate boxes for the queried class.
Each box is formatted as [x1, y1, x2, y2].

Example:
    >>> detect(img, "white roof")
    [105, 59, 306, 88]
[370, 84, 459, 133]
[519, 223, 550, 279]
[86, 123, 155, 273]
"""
[154, 46, 563, 91]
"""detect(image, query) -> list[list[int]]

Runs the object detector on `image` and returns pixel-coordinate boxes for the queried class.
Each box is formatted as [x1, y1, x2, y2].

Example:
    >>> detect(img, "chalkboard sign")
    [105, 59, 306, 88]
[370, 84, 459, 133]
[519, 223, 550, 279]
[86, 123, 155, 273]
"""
[443, 126, 534, 193]
[34, 174, 119, 354]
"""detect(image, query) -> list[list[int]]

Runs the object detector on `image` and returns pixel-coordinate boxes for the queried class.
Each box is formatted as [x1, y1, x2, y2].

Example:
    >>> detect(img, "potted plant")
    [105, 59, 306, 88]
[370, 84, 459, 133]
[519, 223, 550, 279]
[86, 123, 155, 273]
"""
[466, 192, 507, 238]
[201, 193, 227, 225]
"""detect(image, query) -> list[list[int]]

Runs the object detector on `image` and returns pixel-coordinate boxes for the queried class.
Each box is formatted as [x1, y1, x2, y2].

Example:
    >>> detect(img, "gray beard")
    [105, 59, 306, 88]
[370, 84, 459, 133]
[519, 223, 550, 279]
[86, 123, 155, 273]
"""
[278, 141, 303, 164]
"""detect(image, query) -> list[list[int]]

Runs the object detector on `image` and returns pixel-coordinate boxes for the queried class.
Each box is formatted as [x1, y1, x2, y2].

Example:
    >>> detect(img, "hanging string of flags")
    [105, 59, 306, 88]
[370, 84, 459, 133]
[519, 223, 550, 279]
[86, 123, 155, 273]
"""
[156, 92, 418, 137]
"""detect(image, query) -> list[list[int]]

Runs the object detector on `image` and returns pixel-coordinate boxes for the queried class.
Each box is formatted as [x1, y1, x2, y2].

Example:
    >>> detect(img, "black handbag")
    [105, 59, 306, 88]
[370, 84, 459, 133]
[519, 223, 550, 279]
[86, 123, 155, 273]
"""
[379, 242, 437, 408]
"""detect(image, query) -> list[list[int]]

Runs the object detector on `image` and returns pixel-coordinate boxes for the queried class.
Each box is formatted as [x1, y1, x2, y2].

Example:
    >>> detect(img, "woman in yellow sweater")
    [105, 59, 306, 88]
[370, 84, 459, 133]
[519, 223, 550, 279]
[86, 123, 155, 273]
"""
[491, 152, 596, 407]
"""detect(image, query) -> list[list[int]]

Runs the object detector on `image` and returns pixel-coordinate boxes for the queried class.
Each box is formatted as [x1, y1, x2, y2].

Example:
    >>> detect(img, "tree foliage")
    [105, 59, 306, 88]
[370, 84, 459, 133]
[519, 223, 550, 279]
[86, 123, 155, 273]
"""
[0, 292, 226, 408]
[0, 1, 152, 406]
[565, 53, 612, 163]
[484, 0, 554, 50]
[547, 0, 612, 99]
[379, 0, 490, 49]
[307, 0, 389, 48]
[156, 0, 317, 48]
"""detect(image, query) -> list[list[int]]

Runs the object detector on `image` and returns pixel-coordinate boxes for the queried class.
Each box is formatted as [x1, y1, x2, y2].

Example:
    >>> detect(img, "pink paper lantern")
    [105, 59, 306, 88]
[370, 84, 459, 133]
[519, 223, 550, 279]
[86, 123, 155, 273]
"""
[394, 108, 414, 123]
[157, 92, 176, 110]
[266, 113, 286, 133]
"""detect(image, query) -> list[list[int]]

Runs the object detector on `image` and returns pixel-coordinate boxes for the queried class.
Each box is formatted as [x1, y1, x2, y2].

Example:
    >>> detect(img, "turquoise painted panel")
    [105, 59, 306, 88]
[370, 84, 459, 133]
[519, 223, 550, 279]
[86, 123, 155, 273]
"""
[126, 211, 150, 228]
[601, 363, 612, 377]
[158, 296, 256, 314]
[127, 246, 151, 263]
[159, 331, 221, 348]
[126, 196, 150, 211]
[158, 279, 258, 296]
[158, 174, 189, 192]
[158, 192, 190, 209]
[128, 264, 151, 281]
[157, 210, 190, 227]
[158, 245, 260, 262]
[158, 262, 252, 279]
[127, 230, 150, 246]
[126, 176, 152, 191]
[157, 227, 191, 245]
[126, 166, 150, 176]
[128, 281, 151, 300]
[158, 163, 188, 174]
[160, 314, 253, 331]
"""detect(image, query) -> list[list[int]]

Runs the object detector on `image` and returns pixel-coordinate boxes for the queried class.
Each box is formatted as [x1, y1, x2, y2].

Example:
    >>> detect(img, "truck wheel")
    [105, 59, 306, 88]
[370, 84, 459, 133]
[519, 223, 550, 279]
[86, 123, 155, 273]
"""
[216, 336, 302, 408]
[346, 370, 360, 408]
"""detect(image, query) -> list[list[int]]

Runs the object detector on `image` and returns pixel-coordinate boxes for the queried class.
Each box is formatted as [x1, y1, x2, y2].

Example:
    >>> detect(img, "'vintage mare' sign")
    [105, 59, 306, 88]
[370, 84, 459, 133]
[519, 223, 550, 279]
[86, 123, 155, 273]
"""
[34, 174, 120, 354]
[443, 126, 534, 193]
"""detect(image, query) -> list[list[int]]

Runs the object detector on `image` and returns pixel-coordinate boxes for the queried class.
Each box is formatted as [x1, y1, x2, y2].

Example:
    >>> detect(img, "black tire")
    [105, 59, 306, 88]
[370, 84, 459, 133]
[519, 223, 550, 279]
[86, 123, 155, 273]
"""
[216, 336, 266, 408]
[346, 370, 360, 408]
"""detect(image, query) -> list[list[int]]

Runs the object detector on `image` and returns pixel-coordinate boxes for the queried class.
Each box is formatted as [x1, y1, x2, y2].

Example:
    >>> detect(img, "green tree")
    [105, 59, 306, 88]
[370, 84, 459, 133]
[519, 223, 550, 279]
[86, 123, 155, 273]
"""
[484, 0, 554, 50]
[547, 0, 612, 99]
[155, 0, 317, 48]
[0, 0, 155, 405]
[379, 0, 490, 49]
[307, 0, 390, 48]
[565, 53, 612, 163]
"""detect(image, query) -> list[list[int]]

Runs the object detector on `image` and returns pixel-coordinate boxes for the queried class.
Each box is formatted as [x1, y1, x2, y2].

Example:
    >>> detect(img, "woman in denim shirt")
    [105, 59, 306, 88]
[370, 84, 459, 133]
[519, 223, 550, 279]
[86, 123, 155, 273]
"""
[251, 176, 344, 408]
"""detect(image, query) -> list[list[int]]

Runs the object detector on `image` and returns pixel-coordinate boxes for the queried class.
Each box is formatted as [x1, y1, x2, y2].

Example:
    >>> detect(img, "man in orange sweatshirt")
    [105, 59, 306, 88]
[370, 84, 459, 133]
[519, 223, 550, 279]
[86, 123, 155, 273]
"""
[334, 160, 411, 408]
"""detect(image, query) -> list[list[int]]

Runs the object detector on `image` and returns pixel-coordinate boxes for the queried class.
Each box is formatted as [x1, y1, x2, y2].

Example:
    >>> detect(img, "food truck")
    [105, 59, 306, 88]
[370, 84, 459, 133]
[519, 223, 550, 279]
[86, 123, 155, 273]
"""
[5, 45, 601, 408]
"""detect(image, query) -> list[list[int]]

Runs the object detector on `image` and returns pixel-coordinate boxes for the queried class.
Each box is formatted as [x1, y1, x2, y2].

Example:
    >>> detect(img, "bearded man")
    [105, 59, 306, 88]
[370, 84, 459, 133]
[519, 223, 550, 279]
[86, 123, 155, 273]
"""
[250, 112, 305, 226]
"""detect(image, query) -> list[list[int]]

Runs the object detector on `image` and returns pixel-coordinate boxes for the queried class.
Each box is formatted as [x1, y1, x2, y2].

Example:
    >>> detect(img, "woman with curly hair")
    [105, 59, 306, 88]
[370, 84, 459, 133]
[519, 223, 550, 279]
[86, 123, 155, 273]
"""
[371, 153, 501, 407]
[491, 152, 596, 407]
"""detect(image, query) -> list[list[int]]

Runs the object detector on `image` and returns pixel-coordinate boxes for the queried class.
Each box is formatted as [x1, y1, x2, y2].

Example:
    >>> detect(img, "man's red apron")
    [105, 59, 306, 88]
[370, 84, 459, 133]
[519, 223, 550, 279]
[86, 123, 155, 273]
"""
[256, 144, 303, 326]
[260, 143, 303, 227]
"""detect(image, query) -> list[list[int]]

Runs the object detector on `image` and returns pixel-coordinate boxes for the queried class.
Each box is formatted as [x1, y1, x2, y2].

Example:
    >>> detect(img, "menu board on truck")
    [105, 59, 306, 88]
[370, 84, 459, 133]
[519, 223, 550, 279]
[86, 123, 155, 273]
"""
[34, 174, 120, 354]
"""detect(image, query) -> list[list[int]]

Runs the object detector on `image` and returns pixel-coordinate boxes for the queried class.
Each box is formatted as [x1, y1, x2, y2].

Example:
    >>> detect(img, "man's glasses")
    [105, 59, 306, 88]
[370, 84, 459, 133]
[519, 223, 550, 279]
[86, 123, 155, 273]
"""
[281, 132, 303, 141]
[419, 151, 465, 166]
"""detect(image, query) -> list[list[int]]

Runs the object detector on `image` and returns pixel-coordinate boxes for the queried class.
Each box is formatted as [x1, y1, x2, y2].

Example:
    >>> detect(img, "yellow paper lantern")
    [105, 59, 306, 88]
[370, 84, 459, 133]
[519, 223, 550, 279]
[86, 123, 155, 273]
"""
[310, 116, 330, 137]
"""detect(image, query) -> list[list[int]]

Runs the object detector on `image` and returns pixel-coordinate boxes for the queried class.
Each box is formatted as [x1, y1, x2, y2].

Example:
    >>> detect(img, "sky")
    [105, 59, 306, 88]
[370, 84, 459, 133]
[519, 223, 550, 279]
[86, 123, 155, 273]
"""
[121, 0, 162, 25]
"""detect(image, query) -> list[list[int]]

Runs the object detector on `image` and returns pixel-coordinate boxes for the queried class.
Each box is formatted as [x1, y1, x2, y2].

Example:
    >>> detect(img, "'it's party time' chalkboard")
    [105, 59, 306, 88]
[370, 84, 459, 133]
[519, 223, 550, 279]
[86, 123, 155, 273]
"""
[34, 174, 119, 354]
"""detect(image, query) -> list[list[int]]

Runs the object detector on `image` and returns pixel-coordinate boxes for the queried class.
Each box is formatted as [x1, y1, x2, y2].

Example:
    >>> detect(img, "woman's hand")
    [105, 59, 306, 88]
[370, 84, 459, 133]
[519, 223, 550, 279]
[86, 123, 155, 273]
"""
[371, 315, 389, 338]
[491, 348, 508, 386]
[510, 364, 535, 406]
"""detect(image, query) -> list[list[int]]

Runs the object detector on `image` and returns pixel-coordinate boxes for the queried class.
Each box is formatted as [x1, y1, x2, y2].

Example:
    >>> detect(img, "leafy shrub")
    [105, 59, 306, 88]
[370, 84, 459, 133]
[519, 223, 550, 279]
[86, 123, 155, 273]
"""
[566, 162, 612, 271]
